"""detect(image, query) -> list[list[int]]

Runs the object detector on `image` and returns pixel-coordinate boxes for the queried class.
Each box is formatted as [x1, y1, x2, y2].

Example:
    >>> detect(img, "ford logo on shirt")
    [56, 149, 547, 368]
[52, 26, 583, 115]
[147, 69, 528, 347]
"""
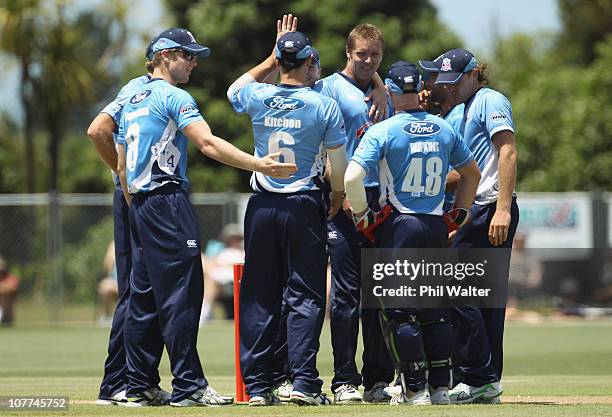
[130, 90, 152, 104]
[402, 121, 441, 136]
[262, 96, 306, 111]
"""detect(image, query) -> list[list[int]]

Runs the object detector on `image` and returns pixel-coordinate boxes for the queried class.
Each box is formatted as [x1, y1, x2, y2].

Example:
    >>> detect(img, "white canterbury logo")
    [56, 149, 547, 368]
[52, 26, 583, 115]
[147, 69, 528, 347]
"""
[186, 240, 197, 248]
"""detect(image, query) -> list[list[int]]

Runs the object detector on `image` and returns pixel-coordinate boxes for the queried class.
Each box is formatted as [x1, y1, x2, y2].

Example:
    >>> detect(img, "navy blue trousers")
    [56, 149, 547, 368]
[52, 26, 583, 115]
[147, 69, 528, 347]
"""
[98, 187, 144, 399]
[240, 191, 327, 396]
[376, 211, 452, 391]
[450, 198, 519, 385]
[327, 186, 394, 392]
[125, 184, 207, 402]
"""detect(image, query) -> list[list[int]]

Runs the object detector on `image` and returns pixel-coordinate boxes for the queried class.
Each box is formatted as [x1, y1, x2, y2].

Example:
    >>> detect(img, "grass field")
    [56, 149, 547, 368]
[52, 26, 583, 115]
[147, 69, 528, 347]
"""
[1, 316, 612, 416]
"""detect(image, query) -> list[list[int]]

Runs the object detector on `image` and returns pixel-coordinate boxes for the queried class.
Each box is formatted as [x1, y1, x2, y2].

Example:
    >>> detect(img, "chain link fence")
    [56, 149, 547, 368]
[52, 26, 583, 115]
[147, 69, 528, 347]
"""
[0, 192, 249, 322]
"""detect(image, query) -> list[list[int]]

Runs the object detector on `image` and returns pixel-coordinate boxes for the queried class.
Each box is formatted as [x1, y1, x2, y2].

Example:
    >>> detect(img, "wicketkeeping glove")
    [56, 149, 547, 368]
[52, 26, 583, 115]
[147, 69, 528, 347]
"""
[443, 208, 471, 233]
[353, 204, 393, 243]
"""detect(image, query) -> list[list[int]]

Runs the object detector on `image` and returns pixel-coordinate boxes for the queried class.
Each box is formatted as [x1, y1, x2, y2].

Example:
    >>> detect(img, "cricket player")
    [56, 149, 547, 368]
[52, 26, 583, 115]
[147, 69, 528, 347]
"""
[86, 37, 168, 406]
[345, 61, 480, 405]
[116, 27, 296, 407]
[421, 48, 520, 403]
[227, 30, 348, 406]
[419, 55, 466, 212]
[313, 23, 395, 403]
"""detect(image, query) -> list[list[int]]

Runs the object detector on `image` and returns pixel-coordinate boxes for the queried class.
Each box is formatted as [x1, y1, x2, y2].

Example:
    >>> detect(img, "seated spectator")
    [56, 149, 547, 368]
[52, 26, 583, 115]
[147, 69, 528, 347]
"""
[200, 224, 245, 324]
[0, 255, 19, 326]
[97, 241, 118, 325]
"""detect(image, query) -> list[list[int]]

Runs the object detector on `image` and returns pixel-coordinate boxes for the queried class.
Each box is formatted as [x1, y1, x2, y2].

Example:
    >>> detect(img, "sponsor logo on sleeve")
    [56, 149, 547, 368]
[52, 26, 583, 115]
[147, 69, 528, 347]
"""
[130, 90, 152, 104]
[262, 96, 307, 111]
[180, 103, 198, 114]
[402, 121, 441, 136]
[490, 111, 508, 121]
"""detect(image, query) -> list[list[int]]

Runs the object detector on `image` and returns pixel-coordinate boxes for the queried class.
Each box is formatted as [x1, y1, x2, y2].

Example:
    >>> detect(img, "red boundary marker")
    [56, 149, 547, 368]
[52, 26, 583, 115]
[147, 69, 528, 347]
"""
[233, 263, 249, 404]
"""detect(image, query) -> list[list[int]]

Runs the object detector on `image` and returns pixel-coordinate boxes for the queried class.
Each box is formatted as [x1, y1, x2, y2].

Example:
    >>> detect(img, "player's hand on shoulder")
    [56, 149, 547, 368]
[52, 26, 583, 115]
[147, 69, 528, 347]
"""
[365, 88, 389, 123]
[257, 152, 297, 178]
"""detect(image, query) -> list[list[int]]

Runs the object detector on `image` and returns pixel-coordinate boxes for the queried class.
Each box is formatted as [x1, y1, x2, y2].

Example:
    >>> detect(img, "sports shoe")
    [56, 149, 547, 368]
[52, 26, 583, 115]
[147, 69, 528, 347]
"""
[122, 387, 170, 407]
[248, 392, 281, 407]
[363, 382, 393, 403]
[429, 386, 450, 405]
[449, 381, 502, 404]
[333, 384, 362, 404]
[272, 380, 293, 402]
[96, 389, 127, 406]
[290, 390, 332, 406]
[390, 389, 431, 406]
[170, 385, 234, 407]
[383, 382, 402, 397]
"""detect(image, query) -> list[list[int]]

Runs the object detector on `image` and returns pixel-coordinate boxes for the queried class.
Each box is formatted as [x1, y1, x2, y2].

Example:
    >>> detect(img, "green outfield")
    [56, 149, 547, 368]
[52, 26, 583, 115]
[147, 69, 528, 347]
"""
[1, 318, 612, 416]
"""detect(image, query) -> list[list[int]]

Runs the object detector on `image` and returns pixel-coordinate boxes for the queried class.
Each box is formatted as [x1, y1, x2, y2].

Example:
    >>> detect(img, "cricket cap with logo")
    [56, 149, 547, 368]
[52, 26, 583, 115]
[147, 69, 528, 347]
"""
[419, 48, 478, 85]
[147, 28, 211, 61]
[384, 61, 422, 94]
[274, 31, 313, 64]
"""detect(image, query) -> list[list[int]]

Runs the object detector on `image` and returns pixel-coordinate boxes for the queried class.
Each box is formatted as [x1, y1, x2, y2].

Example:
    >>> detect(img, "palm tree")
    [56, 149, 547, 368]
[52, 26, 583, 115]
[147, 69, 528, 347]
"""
[0, 0, 42, 192]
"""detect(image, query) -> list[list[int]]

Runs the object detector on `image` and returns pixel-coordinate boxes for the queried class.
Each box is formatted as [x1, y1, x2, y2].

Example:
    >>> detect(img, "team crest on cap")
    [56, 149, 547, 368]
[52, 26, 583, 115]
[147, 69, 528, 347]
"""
[441, 58, 452, 72]
[284, 40, 295, 48]
[186, 31, 196, 43]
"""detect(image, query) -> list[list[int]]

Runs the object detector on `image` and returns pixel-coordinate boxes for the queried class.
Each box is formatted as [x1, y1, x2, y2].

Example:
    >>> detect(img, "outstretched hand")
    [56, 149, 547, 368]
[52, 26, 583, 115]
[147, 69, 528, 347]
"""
[276, 14, 298, 41]
[257, 152, 297, 178]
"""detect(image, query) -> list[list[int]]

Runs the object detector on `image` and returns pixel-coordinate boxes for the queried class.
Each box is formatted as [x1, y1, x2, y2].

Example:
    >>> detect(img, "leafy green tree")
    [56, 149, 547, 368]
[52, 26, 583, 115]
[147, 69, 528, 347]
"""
[0, 0, 41, 192]
[557, 0, 612, 64]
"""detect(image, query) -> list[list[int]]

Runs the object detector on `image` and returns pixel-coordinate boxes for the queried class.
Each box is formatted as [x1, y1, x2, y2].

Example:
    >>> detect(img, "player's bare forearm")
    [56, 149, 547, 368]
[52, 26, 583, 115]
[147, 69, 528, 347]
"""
[184, 121, 296, 177]
[453, 160, 480, 209]
[445, 169, 461, 192]
[87, 113, 118, 172]
[116, 144, 131, 206]
[253, 14, 298, 84]
[489, 130, 517, 245]
[493, 131, 517, 213]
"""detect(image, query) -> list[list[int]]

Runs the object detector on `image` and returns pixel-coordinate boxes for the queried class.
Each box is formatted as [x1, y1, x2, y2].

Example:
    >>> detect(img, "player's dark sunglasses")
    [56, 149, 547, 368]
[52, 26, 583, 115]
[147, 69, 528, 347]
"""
[171, 49, 195, 61]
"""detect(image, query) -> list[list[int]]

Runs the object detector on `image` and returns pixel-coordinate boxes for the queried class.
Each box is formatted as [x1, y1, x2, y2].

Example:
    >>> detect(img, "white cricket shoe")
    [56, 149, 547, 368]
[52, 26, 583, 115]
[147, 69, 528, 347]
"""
[333, 384, 362, 404]
[273, 380, 293, 402]
[449, 381, 502, 404]
[429, 386, 450, 405]
[170, 385, 233, 407]
[96, 389, 127, 406]
[390, 389, 431, 406]
[363, 381, 393, 403]
[290, 390, 332, 406]
[248, 392, 281, 407]
[121, 387, 170, 407]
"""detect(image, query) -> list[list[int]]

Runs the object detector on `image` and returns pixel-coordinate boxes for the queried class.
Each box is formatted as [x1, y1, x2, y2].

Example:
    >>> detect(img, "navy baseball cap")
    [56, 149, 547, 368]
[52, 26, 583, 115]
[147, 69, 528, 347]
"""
[146, 34, 160, 60]
[311, 47, 320, 67]
[148, 28, 211, 60]
[274, 31, 313, 63]
[419, 48, 477, 85]
[384, 61, 422, 94]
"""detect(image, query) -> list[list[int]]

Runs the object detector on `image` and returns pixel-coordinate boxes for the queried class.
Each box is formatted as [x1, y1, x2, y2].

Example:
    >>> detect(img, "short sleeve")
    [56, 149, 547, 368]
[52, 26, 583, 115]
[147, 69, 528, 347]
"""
[323, 101, 347, 148]
[100, 78, 146, 125]
[484, 92, 514, 137]
[167, 88, 204, 130]
[229, 82, 256, 114]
